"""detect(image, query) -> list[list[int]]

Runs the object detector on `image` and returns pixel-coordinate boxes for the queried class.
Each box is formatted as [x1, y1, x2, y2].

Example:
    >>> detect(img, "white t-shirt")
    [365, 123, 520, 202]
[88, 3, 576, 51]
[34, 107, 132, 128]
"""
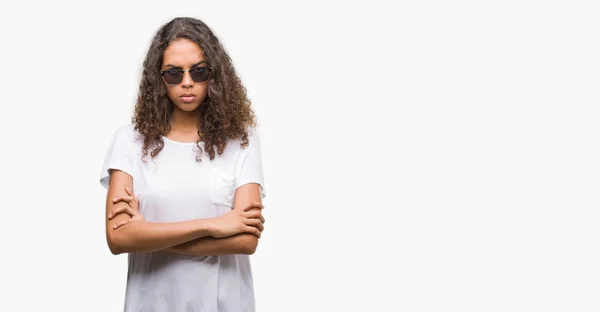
[99, 124, 266, 312]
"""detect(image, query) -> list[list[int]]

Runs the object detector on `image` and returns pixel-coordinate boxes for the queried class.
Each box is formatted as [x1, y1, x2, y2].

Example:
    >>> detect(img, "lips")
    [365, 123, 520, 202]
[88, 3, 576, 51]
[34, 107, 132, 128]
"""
[180, 94, 196, 103]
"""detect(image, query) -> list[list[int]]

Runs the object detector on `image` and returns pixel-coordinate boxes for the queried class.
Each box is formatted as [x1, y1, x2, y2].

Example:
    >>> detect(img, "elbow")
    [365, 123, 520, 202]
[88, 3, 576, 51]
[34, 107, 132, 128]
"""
[106, 231, 127, 255]
[108, 243, 123, 255]
[240, 235, 259, 255]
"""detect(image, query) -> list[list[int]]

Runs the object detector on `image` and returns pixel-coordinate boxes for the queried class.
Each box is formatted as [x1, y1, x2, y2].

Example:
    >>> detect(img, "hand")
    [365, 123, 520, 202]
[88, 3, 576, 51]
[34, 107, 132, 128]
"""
[112, 186, 139, 211]
[209, 202, 265, 238]
[245, 207, 266, 234]
[108, 186, 144, 229]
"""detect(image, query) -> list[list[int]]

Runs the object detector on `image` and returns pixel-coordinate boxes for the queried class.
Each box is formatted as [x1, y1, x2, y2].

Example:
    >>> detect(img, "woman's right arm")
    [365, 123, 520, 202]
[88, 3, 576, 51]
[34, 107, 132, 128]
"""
[105, 170, 262, 255]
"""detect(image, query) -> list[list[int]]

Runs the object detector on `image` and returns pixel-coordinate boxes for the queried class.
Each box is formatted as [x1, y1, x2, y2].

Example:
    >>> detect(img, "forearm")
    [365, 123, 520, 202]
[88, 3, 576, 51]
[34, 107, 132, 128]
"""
[165, 233, 259, 256]
[108, 216, 213, 255]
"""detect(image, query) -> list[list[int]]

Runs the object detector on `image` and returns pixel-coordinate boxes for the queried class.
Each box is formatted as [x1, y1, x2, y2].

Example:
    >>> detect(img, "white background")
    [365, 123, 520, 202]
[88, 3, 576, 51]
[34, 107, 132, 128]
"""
[0, 1, 598, 311]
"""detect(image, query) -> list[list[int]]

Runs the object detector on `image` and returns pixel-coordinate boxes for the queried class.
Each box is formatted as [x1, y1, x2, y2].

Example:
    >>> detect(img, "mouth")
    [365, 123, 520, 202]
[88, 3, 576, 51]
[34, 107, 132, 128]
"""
[180, 94, 196, 103]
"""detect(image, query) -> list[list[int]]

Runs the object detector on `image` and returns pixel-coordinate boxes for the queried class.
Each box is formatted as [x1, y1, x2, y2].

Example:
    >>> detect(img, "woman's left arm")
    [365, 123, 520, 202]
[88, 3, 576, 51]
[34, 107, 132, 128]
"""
[165, 183, 265, 256]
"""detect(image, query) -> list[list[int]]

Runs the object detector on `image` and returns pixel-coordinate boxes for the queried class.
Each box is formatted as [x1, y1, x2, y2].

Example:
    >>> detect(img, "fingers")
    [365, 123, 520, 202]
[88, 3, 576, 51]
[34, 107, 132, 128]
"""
[243, 201, 263, 211]
[247, 211, 265, 224]
[113, 220, 130, 230]
[244, 218, 265, 233]
[255, 221, 264, 232]
[108, 187, 139, 231]
[245, 226, 261, 238]
[243, 209, 262, 219]
[241, 209, 265, 226]
[244, 218, 262, 227]
[113, 195, 134, 204]
[108, 206, 137, 219]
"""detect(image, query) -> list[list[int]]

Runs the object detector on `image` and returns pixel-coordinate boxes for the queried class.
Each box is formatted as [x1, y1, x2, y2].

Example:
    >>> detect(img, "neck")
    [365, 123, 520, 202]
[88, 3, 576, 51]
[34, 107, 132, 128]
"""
[170, 108, 201, 132]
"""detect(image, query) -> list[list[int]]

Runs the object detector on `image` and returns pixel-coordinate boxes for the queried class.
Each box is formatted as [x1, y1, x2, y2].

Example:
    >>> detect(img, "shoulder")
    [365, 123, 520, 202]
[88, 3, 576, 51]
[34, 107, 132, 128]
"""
[115, 123, 136, 138]
[219, 127, 262, 158]
[232, 126, 262, 151]
[112, 123, 143, 150]
[245, 126, 262, 146]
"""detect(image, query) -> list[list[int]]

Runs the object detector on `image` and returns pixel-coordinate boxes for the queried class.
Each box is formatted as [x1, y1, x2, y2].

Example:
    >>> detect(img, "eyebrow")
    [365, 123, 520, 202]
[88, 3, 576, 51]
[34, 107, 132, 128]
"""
[164, 60, 209, 69]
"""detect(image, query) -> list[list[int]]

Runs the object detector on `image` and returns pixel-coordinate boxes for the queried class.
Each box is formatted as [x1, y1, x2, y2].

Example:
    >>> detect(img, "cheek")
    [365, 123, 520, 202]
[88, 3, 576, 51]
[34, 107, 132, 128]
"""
[164, 85, 178, 102]
[196, 85, 209, 98]
[196, 83, 208, 93]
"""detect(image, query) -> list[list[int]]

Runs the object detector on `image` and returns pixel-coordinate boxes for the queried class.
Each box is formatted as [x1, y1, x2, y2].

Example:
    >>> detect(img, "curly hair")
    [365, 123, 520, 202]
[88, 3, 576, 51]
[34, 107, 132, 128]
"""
[132, 17, 256, 162]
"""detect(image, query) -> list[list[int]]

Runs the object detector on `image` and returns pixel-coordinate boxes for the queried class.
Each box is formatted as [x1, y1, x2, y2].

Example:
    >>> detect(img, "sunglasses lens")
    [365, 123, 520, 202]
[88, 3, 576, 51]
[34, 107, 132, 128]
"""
[163, 70, 183, 84]
[191, 67, 210, 82]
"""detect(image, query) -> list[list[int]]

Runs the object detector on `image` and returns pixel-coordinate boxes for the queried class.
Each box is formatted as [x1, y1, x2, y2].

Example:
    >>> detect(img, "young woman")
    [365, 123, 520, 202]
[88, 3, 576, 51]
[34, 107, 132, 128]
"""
[99, 17, 267, 312]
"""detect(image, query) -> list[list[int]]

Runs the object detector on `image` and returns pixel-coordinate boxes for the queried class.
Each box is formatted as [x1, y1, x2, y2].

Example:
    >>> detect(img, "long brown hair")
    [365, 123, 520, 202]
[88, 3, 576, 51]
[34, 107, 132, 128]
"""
[132, 17, 256, 161]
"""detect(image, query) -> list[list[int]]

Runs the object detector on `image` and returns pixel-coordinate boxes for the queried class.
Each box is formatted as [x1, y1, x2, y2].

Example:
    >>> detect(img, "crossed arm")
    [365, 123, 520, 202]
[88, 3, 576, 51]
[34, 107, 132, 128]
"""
[105, 169, 265, 256]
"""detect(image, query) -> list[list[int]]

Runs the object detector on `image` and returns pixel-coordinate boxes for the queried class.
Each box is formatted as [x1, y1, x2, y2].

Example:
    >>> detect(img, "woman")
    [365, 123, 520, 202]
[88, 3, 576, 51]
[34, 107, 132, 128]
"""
[99, 17, 267, 312]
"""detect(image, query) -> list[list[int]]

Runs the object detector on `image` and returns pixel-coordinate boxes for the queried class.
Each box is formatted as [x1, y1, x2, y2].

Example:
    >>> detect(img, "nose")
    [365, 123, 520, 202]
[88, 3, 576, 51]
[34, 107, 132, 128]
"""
[181, 70, 194, 87]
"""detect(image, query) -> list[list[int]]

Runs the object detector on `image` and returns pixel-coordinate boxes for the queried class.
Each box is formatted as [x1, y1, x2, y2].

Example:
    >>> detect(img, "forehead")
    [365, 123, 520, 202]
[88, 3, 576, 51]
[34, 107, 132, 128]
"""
[162, 38, 205, 65]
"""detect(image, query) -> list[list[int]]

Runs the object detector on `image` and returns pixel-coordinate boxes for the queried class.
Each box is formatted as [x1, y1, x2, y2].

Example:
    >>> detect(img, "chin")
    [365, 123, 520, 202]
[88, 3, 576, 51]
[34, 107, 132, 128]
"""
[175, 102, 202, 112]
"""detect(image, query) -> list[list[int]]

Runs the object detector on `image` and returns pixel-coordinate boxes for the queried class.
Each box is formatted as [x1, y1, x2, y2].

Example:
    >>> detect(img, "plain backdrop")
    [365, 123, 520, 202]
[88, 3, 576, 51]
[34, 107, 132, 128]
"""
[0, 1, 599, 311]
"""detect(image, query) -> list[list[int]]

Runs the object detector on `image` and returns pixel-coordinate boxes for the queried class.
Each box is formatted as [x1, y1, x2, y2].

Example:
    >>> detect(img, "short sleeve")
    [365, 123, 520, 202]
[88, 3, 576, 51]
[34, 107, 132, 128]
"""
[234, 129, 267, 199]
[99, 126, 135, 190]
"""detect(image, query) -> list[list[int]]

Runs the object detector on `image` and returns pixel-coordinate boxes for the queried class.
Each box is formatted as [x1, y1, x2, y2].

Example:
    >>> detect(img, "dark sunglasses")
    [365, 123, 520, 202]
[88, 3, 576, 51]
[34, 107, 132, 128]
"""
[160, 66, 212, 84]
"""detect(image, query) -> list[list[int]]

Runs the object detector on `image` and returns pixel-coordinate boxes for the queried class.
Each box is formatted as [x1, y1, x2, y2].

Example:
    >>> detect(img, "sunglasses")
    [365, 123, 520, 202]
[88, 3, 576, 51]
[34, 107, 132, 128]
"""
[160, 66, 212, 84]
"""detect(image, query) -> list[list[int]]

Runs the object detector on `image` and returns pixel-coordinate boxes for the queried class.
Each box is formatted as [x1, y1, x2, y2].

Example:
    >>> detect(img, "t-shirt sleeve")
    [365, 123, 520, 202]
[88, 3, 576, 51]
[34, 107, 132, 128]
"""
[234, 129, 267, 199]
[99, 127, 135, 190]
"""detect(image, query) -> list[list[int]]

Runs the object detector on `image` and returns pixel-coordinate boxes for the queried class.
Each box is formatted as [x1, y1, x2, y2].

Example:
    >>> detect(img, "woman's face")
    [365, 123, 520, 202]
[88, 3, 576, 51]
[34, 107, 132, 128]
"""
[160, 38, 210, 113]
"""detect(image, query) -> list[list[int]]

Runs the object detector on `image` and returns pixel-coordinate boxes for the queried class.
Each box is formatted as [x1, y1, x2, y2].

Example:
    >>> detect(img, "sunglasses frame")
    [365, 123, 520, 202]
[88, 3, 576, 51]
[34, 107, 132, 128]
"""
[160, 66, 213, 85]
